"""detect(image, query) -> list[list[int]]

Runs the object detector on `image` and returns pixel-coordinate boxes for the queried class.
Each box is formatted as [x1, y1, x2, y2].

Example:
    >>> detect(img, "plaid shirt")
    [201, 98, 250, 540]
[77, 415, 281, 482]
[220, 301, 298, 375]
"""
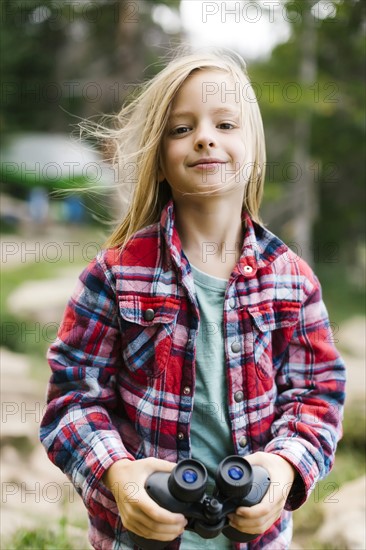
[40, 200, 345, 550]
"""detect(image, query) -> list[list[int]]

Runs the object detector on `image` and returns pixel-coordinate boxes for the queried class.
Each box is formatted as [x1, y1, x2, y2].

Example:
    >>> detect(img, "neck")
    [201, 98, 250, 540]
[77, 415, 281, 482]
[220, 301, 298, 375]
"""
[173, 196, 244, 272]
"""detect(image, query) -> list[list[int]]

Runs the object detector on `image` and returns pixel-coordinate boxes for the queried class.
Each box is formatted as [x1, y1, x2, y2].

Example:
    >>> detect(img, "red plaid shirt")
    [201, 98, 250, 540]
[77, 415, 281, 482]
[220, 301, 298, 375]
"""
[40, 200, 345, 549]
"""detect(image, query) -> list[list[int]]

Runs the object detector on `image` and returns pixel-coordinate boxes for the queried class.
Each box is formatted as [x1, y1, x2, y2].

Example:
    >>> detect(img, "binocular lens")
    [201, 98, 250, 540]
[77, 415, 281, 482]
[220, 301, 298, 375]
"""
[228, 466, 244, 481]
[182, 469, 198, 484]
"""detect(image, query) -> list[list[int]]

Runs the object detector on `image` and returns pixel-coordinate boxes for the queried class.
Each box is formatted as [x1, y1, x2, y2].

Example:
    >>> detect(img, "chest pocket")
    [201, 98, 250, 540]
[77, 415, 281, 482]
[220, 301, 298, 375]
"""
[118, 295, 180, 381]
[248, 303, 301, 379]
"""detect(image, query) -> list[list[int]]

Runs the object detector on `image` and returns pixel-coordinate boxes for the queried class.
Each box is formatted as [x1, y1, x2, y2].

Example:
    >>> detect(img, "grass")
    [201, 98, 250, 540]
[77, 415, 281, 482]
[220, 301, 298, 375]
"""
[5, 529, 74, 550]
[0, 238, 95, 359]
[4, 517, 76, 550]
[2, 495, 90, 549]
[315, 262, 365, 326]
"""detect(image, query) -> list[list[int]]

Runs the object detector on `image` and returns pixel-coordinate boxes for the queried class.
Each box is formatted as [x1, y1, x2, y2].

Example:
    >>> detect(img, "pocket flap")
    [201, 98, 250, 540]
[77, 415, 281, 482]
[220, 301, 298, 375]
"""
[119, 295, 180, 325]
[248, 303, 301, 332]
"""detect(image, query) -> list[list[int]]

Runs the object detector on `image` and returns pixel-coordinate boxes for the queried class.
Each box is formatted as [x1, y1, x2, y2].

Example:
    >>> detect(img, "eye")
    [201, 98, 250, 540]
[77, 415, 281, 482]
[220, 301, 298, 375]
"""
[169, 126, 191, 136]
[218, 122, 236, 130]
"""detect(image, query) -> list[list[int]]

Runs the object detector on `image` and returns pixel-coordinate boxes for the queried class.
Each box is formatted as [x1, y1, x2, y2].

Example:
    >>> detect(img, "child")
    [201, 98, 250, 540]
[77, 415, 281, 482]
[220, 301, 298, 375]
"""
[40, 49, 346, 550]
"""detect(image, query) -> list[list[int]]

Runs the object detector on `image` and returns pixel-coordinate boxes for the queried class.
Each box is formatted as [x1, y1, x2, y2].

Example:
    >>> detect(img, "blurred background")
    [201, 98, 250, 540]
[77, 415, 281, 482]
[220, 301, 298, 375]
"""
[1, 1, 365, 548]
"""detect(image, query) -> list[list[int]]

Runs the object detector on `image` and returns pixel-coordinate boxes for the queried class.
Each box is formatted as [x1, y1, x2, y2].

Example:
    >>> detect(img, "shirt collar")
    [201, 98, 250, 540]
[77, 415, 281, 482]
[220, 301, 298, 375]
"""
[160, 199, 288, 276]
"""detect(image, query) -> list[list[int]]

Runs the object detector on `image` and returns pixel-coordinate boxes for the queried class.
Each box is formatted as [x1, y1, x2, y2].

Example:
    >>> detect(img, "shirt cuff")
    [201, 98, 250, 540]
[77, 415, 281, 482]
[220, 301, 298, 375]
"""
[264, 438, 321, 510]
[72, 430, 135, 511]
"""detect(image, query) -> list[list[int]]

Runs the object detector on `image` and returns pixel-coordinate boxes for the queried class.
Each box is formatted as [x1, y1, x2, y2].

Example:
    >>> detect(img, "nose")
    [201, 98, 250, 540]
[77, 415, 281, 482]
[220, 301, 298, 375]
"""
[193, 123, 216, 150]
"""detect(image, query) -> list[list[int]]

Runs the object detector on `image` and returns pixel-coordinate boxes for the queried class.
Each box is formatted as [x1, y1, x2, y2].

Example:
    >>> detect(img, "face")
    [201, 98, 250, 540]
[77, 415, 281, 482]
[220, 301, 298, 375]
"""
[159, 69, 253, 200]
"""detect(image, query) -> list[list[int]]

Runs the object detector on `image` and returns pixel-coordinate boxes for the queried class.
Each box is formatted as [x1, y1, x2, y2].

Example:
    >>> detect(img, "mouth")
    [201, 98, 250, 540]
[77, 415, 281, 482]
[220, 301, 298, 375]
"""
[189, 158, 227, 168]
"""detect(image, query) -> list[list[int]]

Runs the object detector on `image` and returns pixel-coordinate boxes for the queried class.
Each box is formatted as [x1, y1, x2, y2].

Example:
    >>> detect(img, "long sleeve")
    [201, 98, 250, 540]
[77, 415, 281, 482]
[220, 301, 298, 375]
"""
[264, 270, 346, 510]
[40, 254, 134, 516]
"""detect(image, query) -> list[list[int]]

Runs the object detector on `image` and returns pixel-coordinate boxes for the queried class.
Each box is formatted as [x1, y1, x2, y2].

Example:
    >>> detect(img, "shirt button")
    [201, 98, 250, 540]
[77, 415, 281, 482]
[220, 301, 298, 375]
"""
[229, 298, 236, 309]
[238, 436, 247, 448]
[243, 265, 253, 274]
[234, 390, 244, 402]
[144, 308, 155, 321]
[183, 386, 191, 395]
[177, 432, 185, 440]
[231, 341, 241, 353]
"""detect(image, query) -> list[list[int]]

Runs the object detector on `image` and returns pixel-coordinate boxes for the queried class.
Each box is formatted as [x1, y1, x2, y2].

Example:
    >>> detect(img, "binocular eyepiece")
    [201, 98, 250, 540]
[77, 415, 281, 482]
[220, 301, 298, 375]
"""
[168, 459, 207, 502]
[215, 455, 254, 498]
[167, 455, 254, 502]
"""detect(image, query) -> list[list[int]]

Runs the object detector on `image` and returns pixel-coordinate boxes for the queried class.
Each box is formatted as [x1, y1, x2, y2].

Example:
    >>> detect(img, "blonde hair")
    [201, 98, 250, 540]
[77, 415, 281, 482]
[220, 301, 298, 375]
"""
[93, 48, 266, 248]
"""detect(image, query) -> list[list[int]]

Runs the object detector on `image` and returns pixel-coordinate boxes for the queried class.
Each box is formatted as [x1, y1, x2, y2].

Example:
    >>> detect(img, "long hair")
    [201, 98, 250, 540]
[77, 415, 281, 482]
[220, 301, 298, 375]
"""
[89, 48, 266, 248]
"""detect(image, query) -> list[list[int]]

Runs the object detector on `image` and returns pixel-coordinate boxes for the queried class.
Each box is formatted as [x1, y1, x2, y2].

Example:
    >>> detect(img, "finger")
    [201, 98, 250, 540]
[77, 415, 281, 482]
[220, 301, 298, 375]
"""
[128, 520, 185, 541]
[232, 499, 274, 520]
[228, 516, 275, 535]
[146, 457, 177, 474]
[123, 493, 187, 533]
[127, 512, 186, 540]
[228, 508, 282, 534]
[140, 497, 187, 526]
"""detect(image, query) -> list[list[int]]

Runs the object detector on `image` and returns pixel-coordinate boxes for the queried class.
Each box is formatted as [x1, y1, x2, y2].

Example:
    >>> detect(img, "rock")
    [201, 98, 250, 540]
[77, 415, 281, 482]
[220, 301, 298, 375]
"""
[0, 347, 31, 377]
[289, 541, 304, 549]
[315, 475, 366, 549]
[0, 348, 45, 442]
[1, 444, 88, 544]
[334, 316, 366, 403]
[6, 268, 81, 325]
[338, 316, 365, 359]
[342, 353, 366, 403]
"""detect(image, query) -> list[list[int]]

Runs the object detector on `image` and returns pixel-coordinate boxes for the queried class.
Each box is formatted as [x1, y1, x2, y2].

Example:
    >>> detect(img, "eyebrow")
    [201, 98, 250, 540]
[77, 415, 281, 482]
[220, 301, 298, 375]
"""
[169, 107, 240, 120]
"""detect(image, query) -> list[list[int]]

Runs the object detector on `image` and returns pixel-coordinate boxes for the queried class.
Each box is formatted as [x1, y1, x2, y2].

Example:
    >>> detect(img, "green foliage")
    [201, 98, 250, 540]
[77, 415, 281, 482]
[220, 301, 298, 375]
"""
[4, 517, 75, 550]
[251, 0, 365, 260]
[0, 239, 94, 357]
[315, 263, 366, 325]
[0, 261, 59, 357]
[312, 0, 365, 253]
[339, 399, 366, 452]
[0, 0, 183, 133]
[0, 0, 67, 132]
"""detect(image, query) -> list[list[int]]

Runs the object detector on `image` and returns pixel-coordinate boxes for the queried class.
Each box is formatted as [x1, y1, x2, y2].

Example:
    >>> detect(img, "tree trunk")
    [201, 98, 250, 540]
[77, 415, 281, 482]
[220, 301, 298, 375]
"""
[291, 3, 318, 266]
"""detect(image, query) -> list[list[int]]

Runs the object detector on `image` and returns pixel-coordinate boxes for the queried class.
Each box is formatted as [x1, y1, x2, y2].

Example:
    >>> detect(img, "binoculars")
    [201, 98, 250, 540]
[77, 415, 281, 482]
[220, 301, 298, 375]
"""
[128, 455, 270, 549]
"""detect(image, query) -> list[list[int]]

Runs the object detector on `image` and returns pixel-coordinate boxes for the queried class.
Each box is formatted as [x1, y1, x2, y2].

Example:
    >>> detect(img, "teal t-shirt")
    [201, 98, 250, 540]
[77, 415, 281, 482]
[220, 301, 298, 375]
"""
[180, 264, 233, 550]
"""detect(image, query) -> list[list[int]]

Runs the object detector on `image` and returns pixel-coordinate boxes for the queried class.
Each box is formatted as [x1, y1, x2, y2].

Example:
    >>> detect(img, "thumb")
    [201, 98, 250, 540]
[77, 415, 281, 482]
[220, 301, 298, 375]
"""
[241, 451, 267, 467]
[146, 457, 177, 474]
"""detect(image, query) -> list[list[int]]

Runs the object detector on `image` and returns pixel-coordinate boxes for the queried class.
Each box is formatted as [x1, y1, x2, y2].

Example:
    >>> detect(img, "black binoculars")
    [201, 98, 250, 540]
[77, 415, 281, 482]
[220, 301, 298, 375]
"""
[128, 455, 270, 549]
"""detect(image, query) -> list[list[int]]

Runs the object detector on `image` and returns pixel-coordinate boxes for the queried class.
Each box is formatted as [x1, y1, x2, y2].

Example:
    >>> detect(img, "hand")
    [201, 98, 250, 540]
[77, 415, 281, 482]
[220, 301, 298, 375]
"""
[103, 457, 187, 541]
[227, 452, 296, 536]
